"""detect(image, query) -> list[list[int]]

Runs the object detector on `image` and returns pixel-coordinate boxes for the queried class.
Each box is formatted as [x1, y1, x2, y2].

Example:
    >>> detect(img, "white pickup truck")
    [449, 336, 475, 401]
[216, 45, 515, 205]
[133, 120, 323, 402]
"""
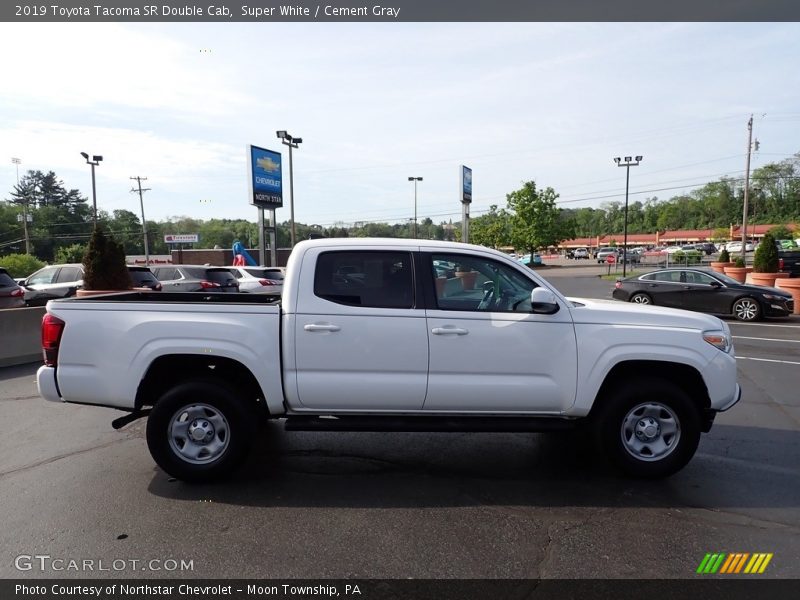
[37, 238, 740, 482]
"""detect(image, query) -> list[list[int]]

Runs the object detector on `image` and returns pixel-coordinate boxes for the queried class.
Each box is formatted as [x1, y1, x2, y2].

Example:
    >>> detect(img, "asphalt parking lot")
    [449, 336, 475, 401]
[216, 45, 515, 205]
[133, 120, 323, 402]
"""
[1, 268, 798, 580]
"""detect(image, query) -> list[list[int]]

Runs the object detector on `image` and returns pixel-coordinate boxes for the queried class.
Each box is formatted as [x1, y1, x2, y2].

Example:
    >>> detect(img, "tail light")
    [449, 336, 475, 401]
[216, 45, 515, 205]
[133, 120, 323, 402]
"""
[154, 283, 162, 291]
[200, 280, 220, 289]
[614, 281, 622, 289]
[42, 314, 65, 367]
[11, 288, 24, 297]
[779, 258, 784, 271]
[259, 279, 282, 286]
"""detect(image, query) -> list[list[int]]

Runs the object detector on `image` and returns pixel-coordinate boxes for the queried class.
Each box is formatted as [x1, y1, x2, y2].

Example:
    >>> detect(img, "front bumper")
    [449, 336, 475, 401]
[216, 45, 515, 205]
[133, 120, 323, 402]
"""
[702, 384, 741, 433]
[37, 366, 62, 403]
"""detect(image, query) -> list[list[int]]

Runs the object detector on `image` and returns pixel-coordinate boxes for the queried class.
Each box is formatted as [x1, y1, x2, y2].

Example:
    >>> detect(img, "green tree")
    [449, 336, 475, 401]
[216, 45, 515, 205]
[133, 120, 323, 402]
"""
[55, 243, 87, 264]
[507, 181, 564, 260]
[753, 233, 779, 273]
[470, 205, 511, 249]
[0, 253, 45, 278]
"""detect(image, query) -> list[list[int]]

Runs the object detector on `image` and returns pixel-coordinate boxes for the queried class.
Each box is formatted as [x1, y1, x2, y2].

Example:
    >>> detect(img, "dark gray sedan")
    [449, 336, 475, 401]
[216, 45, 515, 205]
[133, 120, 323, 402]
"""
[0, 268, 25, 308]
[612, 268, 793, 321]
[150, 265, 239, 293]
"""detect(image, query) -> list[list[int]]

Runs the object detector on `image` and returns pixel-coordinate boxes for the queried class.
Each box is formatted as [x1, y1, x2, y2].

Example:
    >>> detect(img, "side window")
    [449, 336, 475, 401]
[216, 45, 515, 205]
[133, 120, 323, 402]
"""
[431, 253, 536, 313]
[690, 272, 716, 285]
[55, 267, 82, 283]
[652, 271, 681, 283]
[154, 267, 177, 281]
[314, 251, 413, 308]
[27, 267, 58, 285]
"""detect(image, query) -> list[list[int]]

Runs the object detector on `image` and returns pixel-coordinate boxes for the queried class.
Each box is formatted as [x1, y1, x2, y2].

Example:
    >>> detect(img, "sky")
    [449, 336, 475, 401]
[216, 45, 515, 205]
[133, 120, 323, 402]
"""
[1, 22, 800, 229]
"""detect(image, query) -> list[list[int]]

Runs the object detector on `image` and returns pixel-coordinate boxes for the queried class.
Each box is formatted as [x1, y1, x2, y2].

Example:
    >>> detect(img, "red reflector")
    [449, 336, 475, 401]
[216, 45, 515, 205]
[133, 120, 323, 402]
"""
[41, 313, 65, 367]
[200, 280, 220, 288]
[11, 288, 24, 297]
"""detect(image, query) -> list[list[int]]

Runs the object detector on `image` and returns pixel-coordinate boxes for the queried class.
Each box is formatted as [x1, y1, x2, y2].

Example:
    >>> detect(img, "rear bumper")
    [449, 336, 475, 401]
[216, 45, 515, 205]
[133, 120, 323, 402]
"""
[37, 366, 62, 402]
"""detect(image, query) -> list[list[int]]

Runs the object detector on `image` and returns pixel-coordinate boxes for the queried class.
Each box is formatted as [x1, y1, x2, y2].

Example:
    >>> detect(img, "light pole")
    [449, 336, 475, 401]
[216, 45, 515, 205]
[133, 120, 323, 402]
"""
[408, 177, 423, 238]
[80, 152, 103, 225]
[12, 157, 32, 254]
[276, 131, 302, 247]
[613, 155, 643, 278]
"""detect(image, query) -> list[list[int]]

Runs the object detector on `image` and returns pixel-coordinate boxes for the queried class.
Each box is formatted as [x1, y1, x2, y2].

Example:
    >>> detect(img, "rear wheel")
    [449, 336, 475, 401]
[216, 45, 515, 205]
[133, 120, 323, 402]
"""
[596, 379, 701, 478]
[732, 297, 761, 322]
[629, 293, 652, 305]
[146, 380, 252, 482]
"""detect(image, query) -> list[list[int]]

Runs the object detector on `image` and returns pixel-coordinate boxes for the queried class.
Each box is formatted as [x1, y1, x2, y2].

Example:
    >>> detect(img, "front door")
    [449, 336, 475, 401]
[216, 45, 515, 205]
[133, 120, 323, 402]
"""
[423, 251, 577, 413]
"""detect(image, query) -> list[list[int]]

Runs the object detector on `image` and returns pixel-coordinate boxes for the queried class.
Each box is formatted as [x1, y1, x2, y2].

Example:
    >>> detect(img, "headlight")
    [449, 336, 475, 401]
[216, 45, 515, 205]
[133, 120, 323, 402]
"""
[761, 293, 788, 302]
[703, 330, 732, 353]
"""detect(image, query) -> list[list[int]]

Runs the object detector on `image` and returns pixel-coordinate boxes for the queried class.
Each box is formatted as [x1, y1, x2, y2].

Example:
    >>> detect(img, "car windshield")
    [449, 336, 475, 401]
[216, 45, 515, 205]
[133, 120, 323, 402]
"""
[245, 268, 285, 280]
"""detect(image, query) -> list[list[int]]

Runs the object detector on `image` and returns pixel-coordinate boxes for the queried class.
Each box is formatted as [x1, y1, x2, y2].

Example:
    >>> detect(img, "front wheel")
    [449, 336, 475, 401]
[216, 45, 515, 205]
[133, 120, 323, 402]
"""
[732, 297, 761, 322]
[146, 380, 252, 482]
[596, 379, 701, 478]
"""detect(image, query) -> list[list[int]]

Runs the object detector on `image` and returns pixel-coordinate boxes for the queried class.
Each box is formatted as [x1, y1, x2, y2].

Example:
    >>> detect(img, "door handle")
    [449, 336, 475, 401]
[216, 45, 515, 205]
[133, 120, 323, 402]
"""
[431, 327, 469, 336]
[304, 323, 341, 332]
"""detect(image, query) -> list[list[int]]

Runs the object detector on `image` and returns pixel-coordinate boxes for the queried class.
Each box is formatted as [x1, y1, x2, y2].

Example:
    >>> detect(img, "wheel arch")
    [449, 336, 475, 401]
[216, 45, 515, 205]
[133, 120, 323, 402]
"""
[588, 360, 711, 425]
[135, 354, 270, 417]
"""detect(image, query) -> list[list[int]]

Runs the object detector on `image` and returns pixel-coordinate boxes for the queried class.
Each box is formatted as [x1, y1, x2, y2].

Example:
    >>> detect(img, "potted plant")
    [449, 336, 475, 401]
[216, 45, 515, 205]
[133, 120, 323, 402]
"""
[724, 256, 751, 283]
[454, 263, 478, 290]
[76, 226, 132, 297]
[750, 233, 780, 287]
[711, 248, 733, 273]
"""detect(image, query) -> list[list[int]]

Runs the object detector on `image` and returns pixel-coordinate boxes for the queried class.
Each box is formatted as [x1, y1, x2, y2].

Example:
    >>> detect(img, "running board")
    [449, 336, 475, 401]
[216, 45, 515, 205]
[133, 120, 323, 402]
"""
[284, 415, 580, 433]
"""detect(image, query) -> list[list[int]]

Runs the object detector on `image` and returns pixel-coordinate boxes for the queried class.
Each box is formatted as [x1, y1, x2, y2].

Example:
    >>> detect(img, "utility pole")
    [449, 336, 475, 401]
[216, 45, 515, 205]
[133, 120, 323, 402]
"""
[613, 155, 643, 278]
[12, 157, 32, 254]
[741, 115, 757, 263]
[130, 176, 151, 265]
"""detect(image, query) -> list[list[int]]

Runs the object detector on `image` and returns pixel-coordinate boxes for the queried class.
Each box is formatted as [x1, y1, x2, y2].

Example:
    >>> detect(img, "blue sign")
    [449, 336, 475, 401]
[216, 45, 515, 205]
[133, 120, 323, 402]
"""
[461, 165, 472, 204]
[249, 145, 283, 208]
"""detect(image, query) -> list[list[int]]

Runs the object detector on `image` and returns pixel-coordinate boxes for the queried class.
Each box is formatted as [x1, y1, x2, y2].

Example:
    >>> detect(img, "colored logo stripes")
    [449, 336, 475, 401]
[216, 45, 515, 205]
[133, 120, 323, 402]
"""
[697, 553, 773, 574]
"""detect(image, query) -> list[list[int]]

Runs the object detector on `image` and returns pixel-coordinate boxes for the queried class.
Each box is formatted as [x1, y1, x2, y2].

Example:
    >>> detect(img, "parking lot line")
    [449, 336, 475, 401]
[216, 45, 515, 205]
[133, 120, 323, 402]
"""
[736, 356, 800, 366]
[733, 336, 800, 343]
[729, 322, 800, 329]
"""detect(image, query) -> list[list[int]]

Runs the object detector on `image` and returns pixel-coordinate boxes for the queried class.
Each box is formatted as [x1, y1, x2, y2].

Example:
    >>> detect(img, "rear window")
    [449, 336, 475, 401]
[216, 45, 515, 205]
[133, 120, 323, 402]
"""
[0, 271, 16, 286]
[205, 269, 238, 285]
[314, 251, 413, 308]
[128, 269, 159, 286]
[245, 268, 285, 280]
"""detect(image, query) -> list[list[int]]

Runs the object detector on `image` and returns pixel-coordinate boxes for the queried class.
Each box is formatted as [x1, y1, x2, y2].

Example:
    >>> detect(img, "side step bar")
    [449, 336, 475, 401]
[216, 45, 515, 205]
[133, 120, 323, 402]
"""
[284, 415, 580, 433]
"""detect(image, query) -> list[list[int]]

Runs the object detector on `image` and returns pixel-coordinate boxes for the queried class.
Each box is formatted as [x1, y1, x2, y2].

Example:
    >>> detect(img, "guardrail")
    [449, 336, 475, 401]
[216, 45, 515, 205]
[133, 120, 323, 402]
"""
[0, 306, 45, 367]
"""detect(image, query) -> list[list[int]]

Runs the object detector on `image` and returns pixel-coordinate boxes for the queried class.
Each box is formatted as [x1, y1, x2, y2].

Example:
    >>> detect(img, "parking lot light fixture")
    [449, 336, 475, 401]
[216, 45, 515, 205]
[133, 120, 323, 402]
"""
[277, 131, 302, 247]
[408, 177, 423, 238]
[613, 155, 643, 278]
[81, 152, 103, 225]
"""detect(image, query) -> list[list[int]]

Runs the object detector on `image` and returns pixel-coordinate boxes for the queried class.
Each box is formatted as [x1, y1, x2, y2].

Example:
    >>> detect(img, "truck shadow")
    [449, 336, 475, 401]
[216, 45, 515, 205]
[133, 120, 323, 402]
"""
[147, 422, 800, 510]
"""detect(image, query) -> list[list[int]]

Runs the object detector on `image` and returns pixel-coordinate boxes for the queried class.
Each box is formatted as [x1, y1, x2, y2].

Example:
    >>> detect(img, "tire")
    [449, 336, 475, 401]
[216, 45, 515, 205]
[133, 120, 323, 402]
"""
[732, 297, 761, 322]
[629, 293, 652, 305]
[596, 379, 701, 478]
[146, 380, 253, 482]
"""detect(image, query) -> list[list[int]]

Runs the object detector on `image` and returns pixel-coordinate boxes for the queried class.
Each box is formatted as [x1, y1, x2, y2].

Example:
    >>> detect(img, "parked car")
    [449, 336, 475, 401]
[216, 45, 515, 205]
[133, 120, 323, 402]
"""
[150, 265, 239, 293]
[662, 245, 685, 254]
[20, 264, 161, 306]
[692, 243, 717, 255]
[517, 253, 543, 266]
[596, 247, 619, 263]
[612, 268, 793, 321]
[226, 266, 285, 294]
[573, 247, 590, 259]
[0, 267, 26, 309]
[726, 241, 754, 253]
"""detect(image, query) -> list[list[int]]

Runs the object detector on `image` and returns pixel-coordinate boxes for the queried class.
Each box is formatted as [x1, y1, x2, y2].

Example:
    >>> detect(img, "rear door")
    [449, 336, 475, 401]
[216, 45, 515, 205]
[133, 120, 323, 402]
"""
[291, 248, 428, 411]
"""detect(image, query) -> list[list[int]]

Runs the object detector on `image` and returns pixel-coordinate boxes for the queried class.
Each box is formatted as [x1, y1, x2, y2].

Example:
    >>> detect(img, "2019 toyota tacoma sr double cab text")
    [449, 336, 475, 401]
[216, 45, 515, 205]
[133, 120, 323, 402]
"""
[37, 238, 741, 482]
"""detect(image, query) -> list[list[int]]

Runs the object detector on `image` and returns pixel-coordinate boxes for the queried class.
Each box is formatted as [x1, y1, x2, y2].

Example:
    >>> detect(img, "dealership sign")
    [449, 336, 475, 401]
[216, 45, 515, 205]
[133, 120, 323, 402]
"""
[248, 145, 283, 209]
[460, 165, 472, 204]
[164, 234, 199, 244]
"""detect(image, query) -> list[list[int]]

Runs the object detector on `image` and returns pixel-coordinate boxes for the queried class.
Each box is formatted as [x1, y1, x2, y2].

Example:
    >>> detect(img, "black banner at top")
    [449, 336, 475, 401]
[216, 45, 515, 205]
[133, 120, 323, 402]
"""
[3, 0, 800, 22]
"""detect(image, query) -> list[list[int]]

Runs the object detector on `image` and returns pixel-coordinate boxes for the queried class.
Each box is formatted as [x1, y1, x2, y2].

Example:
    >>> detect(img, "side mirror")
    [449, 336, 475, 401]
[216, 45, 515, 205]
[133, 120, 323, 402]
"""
[709, 281, 722, 289]
[530, 287, 560, 314]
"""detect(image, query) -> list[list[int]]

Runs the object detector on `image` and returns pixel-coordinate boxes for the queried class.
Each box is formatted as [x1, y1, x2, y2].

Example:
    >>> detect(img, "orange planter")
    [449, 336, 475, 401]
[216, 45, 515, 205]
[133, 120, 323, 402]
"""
[455, 271, 478, 290]
[750, 272, 779, 288]
[775, 278, 800, 315]
[710, 261, 734, 274]
[723, 266, 752, 283]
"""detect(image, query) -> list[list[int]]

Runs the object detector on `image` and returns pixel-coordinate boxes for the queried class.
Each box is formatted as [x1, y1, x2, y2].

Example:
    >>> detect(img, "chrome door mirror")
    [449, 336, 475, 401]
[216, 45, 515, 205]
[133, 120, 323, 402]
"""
[531, 287, 559, 314]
